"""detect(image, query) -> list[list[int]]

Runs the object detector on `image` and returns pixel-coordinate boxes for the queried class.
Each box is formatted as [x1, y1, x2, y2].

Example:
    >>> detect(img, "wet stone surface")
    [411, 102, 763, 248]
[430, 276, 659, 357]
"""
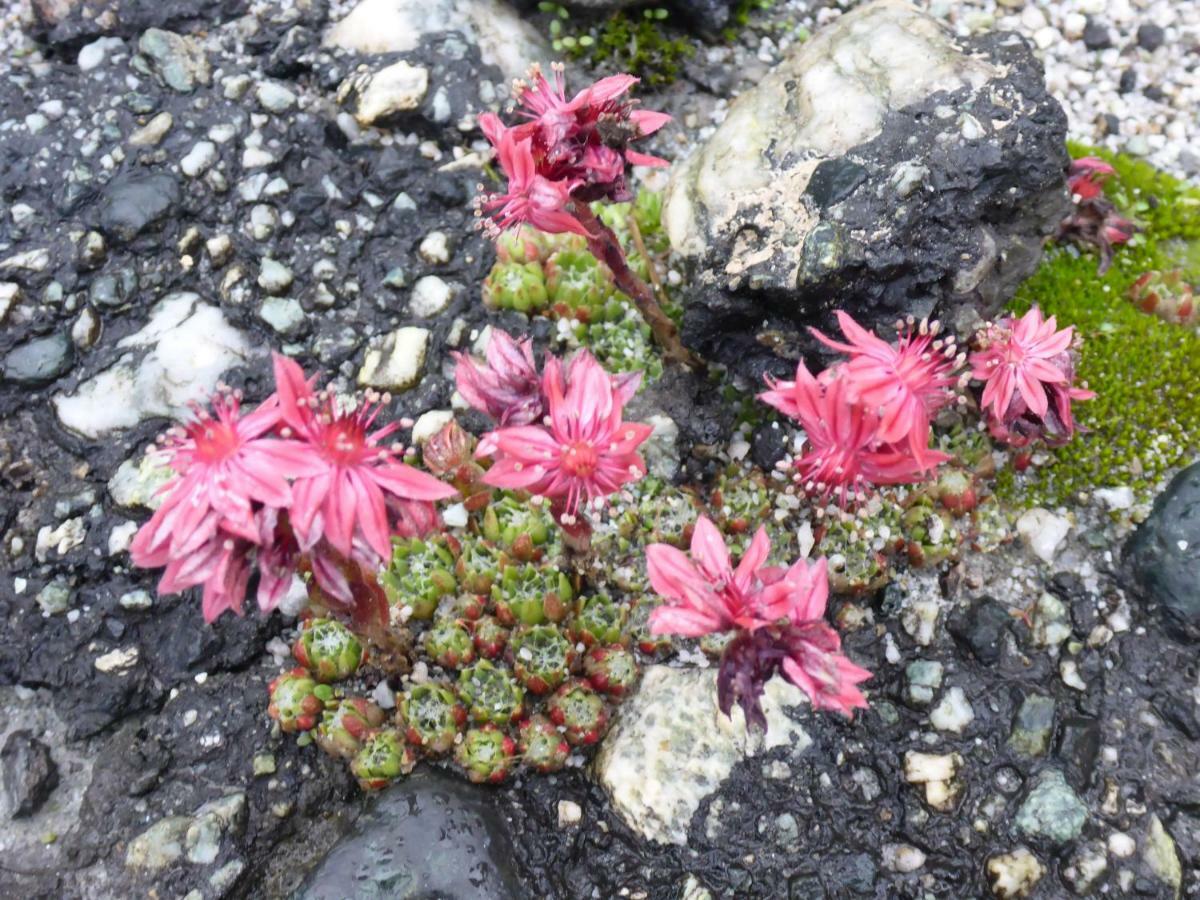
[0, 0, 1198, 898]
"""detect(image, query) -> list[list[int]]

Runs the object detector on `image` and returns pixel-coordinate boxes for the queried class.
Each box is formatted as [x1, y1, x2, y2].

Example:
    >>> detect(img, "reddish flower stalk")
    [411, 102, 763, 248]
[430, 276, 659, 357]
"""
[476, 63, 698, 368]
[647, 516, 870, 729]
[969, 307, 1095, 448]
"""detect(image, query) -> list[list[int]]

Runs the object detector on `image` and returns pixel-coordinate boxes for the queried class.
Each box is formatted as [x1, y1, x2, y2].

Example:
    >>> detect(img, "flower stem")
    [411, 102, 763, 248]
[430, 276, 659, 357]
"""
[571, 203, 702, 370]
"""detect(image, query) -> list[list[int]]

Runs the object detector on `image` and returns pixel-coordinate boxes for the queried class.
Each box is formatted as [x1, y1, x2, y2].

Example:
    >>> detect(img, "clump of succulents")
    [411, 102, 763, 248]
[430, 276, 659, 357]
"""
[482, 260, 550, 313]
[481, 494, 559, 562]
[455, 538, 506, 595]
[510, 624, 575, 694]
[932, 468, 979, 516]
[267, 668, 327, 733]
[547, 680, 609, 746]
[292, 618, 366, 682]
[471, 614, 510, 659]
[710, 467, 773, 536]
[568, 594, 627, 647]
[901, 499, 959, 567]
[398, 682, 467, 755]
[380, 537, 457, 622]
[316, 697, 387, 759]
[1128, 269, 1196, 325]
[491, 564, 573, 626]
[583, 644, 639, 697]
[458, 660, 526, 725]
[436, 592, 486, 623]
[580, 310, 665, 381]
[351, 730, 416, 791]
[456, 724, 517, 784]
[545, 248, 624, 323]
[424, 619, 476, 669]
[518, 715, 570, 773]
[626, 595, 674, 657]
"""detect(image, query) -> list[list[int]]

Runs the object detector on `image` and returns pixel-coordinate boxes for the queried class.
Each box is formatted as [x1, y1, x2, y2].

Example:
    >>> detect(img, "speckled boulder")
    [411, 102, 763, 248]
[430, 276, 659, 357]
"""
[663, 0, 1070, 383]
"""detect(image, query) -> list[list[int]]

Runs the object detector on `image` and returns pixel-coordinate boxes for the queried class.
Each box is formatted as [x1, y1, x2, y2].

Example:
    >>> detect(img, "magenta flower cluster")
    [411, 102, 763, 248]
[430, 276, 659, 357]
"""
[476, 64, 669, 237]
[131, 356, 456, 622]
[454, 329, 651, 522]
[757, 308, 1093, 506]
[646, 517, 871, 727]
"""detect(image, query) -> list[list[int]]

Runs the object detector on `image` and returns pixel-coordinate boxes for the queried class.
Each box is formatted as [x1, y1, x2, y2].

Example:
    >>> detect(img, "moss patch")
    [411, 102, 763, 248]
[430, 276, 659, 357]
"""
[999, 145, 1200, 506]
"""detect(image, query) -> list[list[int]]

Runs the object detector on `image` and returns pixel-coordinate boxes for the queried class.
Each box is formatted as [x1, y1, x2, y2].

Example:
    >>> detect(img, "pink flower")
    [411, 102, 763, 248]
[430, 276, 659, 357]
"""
[272, 355, 458, 595]
[810, 311, 961, 463]
[760, 363, 949, 506]
[475, 349, 651, 519]
[452, 329, 545, 426]
[1067, 157, 1116, 201]
[646, 516, 870, 728]
[130, 389, 321, 573]
[969, 307, 1095, 447]
[477, 118, 588, 237]
[156, 532, 254, 623]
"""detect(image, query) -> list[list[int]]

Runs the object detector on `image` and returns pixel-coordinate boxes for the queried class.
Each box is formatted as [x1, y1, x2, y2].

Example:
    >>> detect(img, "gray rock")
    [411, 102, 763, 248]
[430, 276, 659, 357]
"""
[1014, 769, 1087, 844]
[1126, 462, 1200, 639]
[1, 730, 59, 819]
[3, 333, 72, 386]
[904, 659, 943, 706]
[137, 28, 211, 93]
[663, 0, 1070, 382]
[298, 769, 523, 899]
[98, 173, 181, 243]
[1007, 693, 1056, 757]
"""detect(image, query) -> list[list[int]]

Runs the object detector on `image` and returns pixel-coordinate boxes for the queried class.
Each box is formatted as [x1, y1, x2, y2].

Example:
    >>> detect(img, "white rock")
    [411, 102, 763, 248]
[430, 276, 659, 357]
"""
[1016, 508, 1070, 563]
[108, 521, 139, 555]
[324, 0, 548, 81]
[95, 647, 139, 673]
[593, 666, 811, 845]
[882, 843, 927, 873]
[358, 326, 429, 391]
[986, 847, 1044, 898]
[643, 415, 680, 481]
[129, 112, 174, 147]
[418, 231, 451, 264]
[556, 800, 582, 828]
[119, 589, 154, 610]
[442, 503, 469, 529]
[108, 452, 174, 510]
[1094, 486, 1134, 511]
[35, 518, 87, 562]
[54, 294, 260, 438]
[257, 259, 294, 294]
[346, 60, 429, 126]
[180, 141, 218, 177]
[1108, 831, 1135, 858]
[409, 275, 453, 317]
[259, 297, 305, 334]
[411, 409, 454, 444]
[0, 282, 19, 324]
[78, 36, 125, 71]
[256, 81, 297, 113]
[930, 686, 974, 733]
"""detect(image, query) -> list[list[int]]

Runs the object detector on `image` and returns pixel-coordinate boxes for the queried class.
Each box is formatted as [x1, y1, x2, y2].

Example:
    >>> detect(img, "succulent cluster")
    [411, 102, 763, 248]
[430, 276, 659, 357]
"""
[265, 488, 658, 791]
[481, 192, 672, 381]
[1128, 269, 1197, 326]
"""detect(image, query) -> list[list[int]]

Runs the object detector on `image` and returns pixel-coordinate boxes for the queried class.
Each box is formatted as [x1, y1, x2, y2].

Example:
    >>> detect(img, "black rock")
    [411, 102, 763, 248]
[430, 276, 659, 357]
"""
[1, 730, 59, 819]
[664, 3, 1070, 381]
[298, 769, 526, 899]
[30, 0, 247, 48]
[1125, 463, 1200, 639]
[1049, 571, 1099, 635]
[751, 421, 788, 471]
[1056, 716, 1100, 790]
[1082, 19, 1113, 50]
[1119, 68, 1138, 94]
[97, 173, 181, 243]
[1101, 113, 1121, 136]
[948, 597, 1013, 665]
[1144, 85, 1167, 103]
[1137, 23, 1166, 52]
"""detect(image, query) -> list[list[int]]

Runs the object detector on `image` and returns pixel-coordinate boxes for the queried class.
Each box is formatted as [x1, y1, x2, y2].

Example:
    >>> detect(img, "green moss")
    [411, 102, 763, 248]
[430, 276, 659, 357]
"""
[540, 5, 696, 89]
[1000, 145, 1200, 506]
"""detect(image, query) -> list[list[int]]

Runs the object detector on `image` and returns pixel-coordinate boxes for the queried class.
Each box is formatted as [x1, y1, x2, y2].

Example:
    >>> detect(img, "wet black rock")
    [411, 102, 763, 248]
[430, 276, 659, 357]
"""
[948, 596, 1013, 665]
[1, 730, 59, 818]
[299, 769, 524, 899]
[97, 173, 181, 243]
[1125, 463, 1200, 639]
[751, 421, 788, 471]
[31, 0, 247, 48]
[663, 1, 1070, 382]
[1056, 716, 1101, 790]
[1120, 68, 1139, 94]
